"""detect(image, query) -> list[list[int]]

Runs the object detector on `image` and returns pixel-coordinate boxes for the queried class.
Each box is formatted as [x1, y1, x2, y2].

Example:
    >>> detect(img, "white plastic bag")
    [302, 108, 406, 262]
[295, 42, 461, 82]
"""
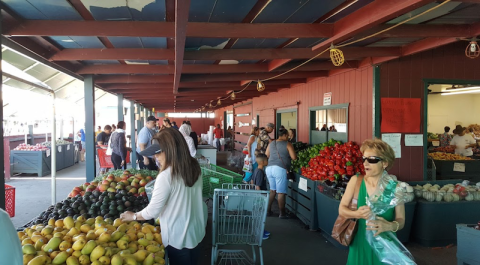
[242, 155, 252, 173]
[145, 179, 156, 202]
[106, 131, 116, 155]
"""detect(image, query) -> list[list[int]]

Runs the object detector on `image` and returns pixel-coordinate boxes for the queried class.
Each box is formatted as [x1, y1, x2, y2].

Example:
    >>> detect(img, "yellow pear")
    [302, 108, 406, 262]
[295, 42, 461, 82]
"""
[153, 234, 162, 244]
[90, 245, 106, 262]
[66, 256, 80, 265]
[112, 247, 121, 255]
[146, 245, 161, 253]
[123, 256, 137, 265]
[26, 255, 47, 265]
[31, 235, 45, 243]
[45, 235, 53, 241]
[117, 224, 128, 233]
[106, 225, 117, 232]
[104, 247, 113, 258]
[111, 254, 123, 265]
[78, 255, 90, 265]
[66, 248, 74, 256]
[155, 249, 165, 259]
[72, 250, 82, 258]
[116, 239, 129, 250]
[75, 221, 82, 230]
[76, 215, 86, 223]
[54, 227, 64, 233]
[113, 218, 123, 227]
[99, 256, 111, 265]
[86, 230, 97, 240]
[22, 238, 34, 246]
[105, 218, 113, 225]
[35, 239, 45, 251]
[138, 245, 145, 250]
[66, 227, 80, 237]
[72, 239, 86, 251]
[80, 240, 96, 255]
[55, 220, 64, 228]
[132, 250, 149, 262]
[23, 254, 35, 265]
[143, 253, 155, 265]
[119, 250, 132, 257]
[63, 235, 73, 243]
[22, 244, 37, 255]
[41, 226, 54, 236]
[91, 261, 102, 265]
[64, 216, 75, 230]
[95, 216, 104, 222]
[127, 242, 138, 253]
[52, 251, 68, 264]
[43, 236, 62, 253]
[59, 241, 72, 252]
[36, 251, 47, 257]
[145, 233, 154, 241]
[73, 234, 86, 242]
[138, 238, 149, 247]
[137, 232, 145, 239]
[98, 232, 111, 243]
[80, 224, 92, 234]
[141, 226, 152, 234]
[85, 218, 95, 226]
[95, 228, 108, 237]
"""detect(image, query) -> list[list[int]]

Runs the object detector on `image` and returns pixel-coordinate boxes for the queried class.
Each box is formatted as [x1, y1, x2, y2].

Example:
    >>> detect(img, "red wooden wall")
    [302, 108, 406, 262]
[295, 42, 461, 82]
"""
[167, 117, 215, 135]
[379, 42, 480, 181]
[215, 66, 373, 147]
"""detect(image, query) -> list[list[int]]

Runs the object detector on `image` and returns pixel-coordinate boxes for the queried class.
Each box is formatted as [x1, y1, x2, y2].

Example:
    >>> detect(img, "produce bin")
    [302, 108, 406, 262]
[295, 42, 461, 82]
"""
[315, 187, 416, 247]
[10, 150, 51, 177]
[433, 159, 480, 182]
[55, 145, 65, 171]
[456, 224, 480, 265]
[5, 184, 15, 217]
[411, 200, 480, 247]
[63, 143, 74, 168]
[286, 173, 317, 230]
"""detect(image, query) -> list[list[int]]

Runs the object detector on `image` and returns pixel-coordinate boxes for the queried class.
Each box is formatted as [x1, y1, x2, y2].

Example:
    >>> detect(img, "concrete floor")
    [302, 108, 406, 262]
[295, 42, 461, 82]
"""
[6, 162, 457, 265]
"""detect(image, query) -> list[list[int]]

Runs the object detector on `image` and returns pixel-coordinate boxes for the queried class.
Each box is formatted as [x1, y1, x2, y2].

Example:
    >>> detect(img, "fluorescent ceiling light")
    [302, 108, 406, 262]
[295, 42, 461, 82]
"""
[443, 86, 480, 92]
[441, 89, 480, 96]
[61, 40, 74, 43]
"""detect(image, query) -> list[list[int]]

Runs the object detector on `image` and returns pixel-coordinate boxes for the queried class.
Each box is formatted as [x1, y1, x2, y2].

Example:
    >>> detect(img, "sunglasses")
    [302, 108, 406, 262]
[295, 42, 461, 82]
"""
[362, 156, 383, 164]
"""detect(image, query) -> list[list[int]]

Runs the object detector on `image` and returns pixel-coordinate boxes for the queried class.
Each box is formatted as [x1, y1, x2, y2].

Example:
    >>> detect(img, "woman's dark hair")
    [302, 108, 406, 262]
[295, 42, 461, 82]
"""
[250, 127, 259, 135]
[444, 126, 450, 133]
[216, 124, 220, 128]
[112, 124, 116, 129]
[278, 129, 288, 138]
[163, 119, 172, 126]
[104, 125, 112, 130]
[117, 121, 126, 130]
[182, 120, 187, 124]
[153, 128, 201, 187]
[289, 128, 296, 139]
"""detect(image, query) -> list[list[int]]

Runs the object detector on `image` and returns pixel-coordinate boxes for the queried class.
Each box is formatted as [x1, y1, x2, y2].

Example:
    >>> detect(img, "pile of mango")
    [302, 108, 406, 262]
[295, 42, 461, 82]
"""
[19, 215, 165, 265]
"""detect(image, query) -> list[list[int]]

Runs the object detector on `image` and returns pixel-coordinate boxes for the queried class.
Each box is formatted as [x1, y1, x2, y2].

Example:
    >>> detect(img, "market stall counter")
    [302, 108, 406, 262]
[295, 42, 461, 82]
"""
[197, 144, 217, 165]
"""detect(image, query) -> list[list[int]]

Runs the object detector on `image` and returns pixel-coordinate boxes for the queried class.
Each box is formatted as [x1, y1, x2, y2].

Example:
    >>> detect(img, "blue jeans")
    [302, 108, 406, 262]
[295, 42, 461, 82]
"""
[166, 245, 200, 265]
[243, 162, 258, 182]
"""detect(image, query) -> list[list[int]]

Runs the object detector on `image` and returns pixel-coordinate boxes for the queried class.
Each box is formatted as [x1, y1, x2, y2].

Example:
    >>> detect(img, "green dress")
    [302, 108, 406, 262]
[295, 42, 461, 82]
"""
[346, 180, 396, 265]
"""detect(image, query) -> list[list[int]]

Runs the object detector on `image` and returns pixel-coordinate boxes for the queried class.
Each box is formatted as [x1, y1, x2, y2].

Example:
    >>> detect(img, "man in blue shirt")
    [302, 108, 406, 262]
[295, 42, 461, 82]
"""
[137, 116, 159, 170]
[77, 125, 86, 162]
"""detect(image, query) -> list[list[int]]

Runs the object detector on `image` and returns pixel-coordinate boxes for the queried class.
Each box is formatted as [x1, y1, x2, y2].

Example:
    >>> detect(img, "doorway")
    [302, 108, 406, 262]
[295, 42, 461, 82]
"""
[276, 109, 298, 142]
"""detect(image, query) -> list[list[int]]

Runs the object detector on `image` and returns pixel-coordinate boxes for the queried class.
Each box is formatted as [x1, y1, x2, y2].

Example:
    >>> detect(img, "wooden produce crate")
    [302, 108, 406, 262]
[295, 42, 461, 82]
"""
[63, 143, 75, 168]
[10, 150, 51, 177]
[457, 224, 480, 265]
[55, 145, 65, 171]
[286, 173, 317, 230]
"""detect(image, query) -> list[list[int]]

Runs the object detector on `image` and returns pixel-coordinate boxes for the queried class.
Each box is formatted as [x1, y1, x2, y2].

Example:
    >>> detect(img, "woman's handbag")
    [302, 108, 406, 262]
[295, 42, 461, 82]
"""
[331, 176, 364, 246]
[274, 141, 296, 182]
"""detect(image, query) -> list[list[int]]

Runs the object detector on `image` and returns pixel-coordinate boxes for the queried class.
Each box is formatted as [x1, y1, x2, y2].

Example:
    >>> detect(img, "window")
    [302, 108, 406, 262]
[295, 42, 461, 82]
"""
[167, 112, 215, 118]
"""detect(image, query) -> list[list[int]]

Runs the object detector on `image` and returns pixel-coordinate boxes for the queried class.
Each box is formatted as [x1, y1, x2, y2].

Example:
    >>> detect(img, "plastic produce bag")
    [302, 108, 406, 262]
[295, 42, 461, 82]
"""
[242, 156, 252, 173]
[365, 171, 416, 265]
[145, 179, 156, 202]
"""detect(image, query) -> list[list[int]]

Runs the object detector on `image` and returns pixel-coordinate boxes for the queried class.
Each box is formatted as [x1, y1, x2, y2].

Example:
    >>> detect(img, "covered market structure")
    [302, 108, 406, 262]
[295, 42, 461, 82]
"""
[1, 0, 480, 263]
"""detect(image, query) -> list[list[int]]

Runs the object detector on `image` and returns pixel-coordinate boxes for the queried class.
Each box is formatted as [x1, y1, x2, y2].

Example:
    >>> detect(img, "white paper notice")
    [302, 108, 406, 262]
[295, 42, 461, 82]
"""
[382, 133, 402, 158]
[46, 149, 50, 157]
[67, 145, 70, 150]
[453, 163, 465, 172]
[58, 146, 62, 152]
[405, 134, 423, 146]
[299, 178, 308, 192]
[432, 141, 440, 147]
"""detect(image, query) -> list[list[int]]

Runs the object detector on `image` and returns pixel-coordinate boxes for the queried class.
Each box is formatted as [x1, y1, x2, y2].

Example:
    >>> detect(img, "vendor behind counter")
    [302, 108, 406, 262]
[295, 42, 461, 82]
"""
[450, 125, 477, 157]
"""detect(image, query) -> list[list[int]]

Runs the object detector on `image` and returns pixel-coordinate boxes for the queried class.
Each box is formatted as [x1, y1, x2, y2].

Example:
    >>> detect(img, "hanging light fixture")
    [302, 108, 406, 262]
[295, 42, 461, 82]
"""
[217, 98, 222, 106]
[329, 43, 345, 66]
[209, 101, 213, 108]
[202, 106, 205, 110]
[257, 80, 265, 92]
[466, 40, 480, 59]
[231, 91, 236, 100]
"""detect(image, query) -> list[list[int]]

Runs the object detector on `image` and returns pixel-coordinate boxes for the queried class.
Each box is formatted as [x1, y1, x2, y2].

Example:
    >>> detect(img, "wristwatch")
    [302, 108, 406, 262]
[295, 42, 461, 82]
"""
[133, 213, 137, 221]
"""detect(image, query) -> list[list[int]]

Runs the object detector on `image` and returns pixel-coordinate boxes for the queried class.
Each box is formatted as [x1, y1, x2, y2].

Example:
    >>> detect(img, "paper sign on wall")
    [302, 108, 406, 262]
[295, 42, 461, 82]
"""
[58, 146, 62, 152]
[382, 133, 402, 158]
[405, 134, 423, 146]
[324, 92, 332, 106]
[299, 178, 308, 192]
[453, 163, 465, 172]
[381, 98, 421, 133]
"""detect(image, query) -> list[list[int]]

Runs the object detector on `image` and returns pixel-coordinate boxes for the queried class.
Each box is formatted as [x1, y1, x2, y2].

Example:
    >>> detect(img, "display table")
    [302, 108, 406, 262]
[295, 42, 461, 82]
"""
[315, 188, 416, 247]
[286, 173, 317, 230]
[433, 159, 480, 182]
[11, 150, 51, 177]
[197, 145, 217, 165]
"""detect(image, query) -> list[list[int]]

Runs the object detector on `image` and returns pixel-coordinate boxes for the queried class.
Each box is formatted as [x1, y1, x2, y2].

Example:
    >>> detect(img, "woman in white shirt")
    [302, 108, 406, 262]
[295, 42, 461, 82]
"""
[120, 128, 206, 265]
[179, 124, 197, 157]
[450, 125, 477, 157]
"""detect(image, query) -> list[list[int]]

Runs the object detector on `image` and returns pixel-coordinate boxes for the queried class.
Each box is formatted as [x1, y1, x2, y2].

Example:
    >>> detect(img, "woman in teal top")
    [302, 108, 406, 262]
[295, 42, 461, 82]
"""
[338, 139, 405, 265]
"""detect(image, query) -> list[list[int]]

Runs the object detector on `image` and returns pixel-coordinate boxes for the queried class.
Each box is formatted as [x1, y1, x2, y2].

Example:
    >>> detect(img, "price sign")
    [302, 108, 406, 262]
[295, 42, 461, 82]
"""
[453, 163, 465, 172]
[432, 141, 440, 147]
[299, 178, 308, 192]
[58, 146, 62, 152]
[67, 145, 70, 151]
[46, 149, 50, 157]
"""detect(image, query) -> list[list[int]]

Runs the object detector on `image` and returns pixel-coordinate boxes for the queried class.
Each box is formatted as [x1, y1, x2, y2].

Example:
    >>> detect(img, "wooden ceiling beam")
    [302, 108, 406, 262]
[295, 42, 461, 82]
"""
[5, 21, 334, 38]
[180, 71, 328, 82]
[173, 0, 190, 93]
[95, 75, 173, 84]
[51, 47, 400, 61]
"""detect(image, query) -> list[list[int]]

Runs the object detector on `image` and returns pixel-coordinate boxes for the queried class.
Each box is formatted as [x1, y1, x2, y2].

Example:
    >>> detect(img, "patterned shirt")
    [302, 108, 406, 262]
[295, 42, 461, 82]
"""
[256, 129, 271, 155]
[439, 132, 452, 147]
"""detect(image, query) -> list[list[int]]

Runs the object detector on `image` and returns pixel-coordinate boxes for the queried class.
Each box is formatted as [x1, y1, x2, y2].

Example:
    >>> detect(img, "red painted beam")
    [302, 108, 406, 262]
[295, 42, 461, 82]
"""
[366, 24, 473, 38]
[180, 71, 328, 82]
[173, 0, 191, 94]
[312, 0, 434, 51]
[6, 20, 333, 38]
[50, 47, 399, 61]
[165, 0, 175, 65]
[95, 75, 173, 84]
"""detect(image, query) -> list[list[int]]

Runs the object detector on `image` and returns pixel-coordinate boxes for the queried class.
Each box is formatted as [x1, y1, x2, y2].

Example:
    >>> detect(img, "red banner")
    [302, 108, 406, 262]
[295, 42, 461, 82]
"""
[381, 98, 421, 133]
